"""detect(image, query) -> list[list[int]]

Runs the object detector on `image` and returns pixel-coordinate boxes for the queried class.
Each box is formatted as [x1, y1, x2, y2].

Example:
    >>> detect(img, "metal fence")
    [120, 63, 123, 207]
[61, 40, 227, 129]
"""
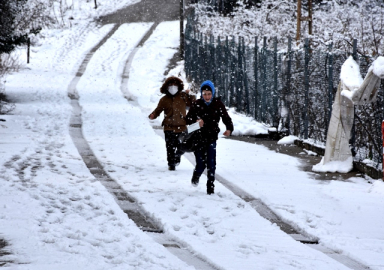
[191, 0, 258, 14]
[184, 13, 384, 167]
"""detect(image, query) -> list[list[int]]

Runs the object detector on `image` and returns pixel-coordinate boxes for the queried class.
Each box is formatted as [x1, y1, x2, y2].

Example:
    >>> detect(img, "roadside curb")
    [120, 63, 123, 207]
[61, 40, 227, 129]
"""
[294, 139, 383, 180]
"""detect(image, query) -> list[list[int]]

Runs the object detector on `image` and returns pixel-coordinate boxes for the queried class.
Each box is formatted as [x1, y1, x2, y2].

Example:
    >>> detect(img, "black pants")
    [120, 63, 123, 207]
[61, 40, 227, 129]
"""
[164, 131, 184, 166]
[194, 141, 216, 190]
[194, 141, 216, 181]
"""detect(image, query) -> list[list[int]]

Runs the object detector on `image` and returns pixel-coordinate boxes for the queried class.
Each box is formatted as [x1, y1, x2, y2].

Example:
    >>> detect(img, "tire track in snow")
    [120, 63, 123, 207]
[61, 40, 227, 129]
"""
[68, 24, 162, 232]
[175, 141, 369, 270]
[0, 239, 11, 266]
[67, 23, 220, 270]
[67, 24, 120, 99]
[120, 22, 160, 102]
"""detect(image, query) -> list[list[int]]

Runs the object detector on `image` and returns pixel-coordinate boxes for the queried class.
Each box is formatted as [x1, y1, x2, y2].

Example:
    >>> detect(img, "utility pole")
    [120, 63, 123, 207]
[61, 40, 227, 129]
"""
[296, 0, 313, 43]
[296, 0, 302, 42]
[180, 0, 185, 60]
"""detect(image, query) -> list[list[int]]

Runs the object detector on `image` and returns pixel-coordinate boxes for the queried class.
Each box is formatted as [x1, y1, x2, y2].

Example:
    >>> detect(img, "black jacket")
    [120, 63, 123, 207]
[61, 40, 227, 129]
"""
[186, 97, 234, 143]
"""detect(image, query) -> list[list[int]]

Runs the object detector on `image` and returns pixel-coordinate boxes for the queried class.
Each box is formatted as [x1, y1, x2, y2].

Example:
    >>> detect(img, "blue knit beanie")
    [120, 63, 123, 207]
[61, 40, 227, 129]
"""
[200, 80, 215, 105]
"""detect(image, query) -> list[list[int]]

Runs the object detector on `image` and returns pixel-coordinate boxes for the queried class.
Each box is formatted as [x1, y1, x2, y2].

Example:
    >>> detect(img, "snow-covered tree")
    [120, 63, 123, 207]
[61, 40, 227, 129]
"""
[0, 0, 29, 55]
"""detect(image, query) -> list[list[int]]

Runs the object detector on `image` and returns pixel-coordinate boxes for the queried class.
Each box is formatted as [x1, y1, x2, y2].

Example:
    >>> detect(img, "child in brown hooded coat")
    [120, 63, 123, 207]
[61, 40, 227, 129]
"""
[149, 76, 195, 170]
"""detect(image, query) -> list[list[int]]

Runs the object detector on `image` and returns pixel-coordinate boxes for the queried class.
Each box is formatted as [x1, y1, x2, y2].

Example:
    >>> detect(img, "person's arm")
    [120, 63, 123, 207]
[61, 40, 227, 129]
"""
[186, 101, 198, 125]
[220, 102, 234, 136]
[148, 98, 164, 119]
[223, 130, 231, 136]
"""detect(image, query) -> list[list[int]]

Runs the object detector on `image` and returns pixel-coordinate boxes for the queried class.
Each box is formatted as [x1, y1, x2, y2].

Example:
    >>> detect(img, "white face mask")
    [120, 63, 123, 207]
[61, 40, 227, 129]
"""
[168, 85, 178, 95]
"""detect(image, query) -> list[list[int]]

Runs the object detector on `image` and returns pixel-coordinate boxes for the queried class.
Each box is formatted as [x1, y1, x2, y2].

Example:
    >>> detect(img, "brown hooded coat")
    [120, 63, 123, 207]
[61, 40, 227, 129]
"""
[149, 77, 195, 133]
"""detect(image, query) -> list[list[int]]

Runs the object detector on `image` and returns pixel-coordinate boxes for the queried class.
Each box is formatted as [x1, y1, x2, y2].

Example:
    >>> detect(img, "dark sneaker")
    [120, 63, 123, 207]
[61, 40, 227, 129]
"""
[207, 181, 215, 195]
[192, 178, 199, 187]
[168, 165, 176, 171]
[175, 156, 181, 167]
[191, 173, 200, 187]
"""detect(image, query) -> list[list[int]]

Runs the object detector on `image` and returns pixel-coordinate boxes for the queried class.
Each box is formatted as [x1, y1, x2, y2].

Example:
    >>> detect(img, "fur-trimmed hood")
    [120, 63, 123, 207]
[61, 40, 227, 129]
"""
[160, 76, 184, 95]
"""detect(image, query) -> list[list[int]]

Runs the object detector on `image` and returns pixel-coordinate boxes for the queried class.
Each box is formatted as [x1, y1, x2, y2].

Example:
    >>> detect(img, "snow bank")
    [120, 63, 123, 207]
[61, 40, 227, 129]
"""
[368, 180, 384, 195]
[222, 108, 269, 136]
[278, 135, 299, 145]
[312, 156, 353, 173]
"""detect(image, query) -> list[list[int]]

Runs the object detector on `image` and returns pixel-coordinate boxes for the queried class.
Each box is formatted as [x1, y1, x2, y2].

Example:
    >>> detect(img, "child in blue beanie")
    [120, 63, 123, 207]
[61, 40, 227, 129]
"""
[186, 80, 234, 194]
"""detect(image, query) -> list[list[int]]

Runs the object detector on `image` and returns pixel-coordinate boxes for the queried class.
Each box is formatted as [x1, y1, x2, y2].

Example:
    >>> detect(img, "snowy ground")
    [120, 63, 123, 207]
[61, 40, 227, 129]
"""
[1, 1, 384, 269]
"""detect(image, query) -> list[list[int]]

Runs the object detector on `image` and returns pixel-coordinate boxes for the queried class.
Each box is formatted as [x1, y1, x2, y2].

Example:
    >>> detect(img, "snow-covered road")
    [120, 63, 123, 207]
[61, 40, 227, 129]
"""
[68, 20, 353, 270]
[1, 1, 384, 269]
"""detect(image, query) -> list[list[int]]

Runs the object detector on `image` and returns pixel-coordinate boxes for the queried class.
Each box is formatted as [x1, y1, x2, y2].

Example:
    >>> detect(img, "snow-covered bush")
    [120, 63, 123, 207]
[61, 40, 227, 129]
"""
[192, 0, 384, 55]
[0, 54, 20, 114]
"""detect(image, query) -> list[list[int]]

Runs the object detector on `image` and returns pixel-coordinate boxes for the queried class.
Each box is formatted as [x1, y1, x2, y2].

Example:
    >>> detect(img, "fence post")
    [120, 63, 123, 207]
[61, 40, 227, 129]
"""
[196, 32, 200, 84]
[192, 31, 197, 83]
[185, 25, 190, 78]
[180, 0, 185, 60]
[225, 36, 230, 106]
[205, 35, 210, 81]
[254, 36, 259, 120]
[230, 37, 236, 107]
[273, 36, 278, 127]
[204, 34, 208, 80]
[304, 38, 310, 139]
[243, 37, 250, 115]
[210, 35, 216, 85]
[189, 30, 192, 80]
[261, 36, 267, 122]
[327, 42, 334, 135]
[201, 33, 205, 81]
[201, 33, 205, 82]
[196, 33, 200, 83]
[352, 39, 357, 60]
[382, 120, 384, 181]
[351, 39, 357, 156]
[286, 36, 292, 134]
[217, 36, 222, 98]
[237, 36, 243, 111]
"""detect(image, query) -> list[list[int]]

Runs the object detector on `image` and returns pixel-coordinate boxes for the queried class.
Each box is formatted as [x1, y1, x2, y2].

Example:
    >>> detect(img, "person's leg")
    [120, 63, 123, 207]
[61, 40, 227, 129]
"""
[174, 132, 184, 166]
[191, 147, 207, 186]
[206, 142, 217, 194]
[164, 131, 177, 170]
